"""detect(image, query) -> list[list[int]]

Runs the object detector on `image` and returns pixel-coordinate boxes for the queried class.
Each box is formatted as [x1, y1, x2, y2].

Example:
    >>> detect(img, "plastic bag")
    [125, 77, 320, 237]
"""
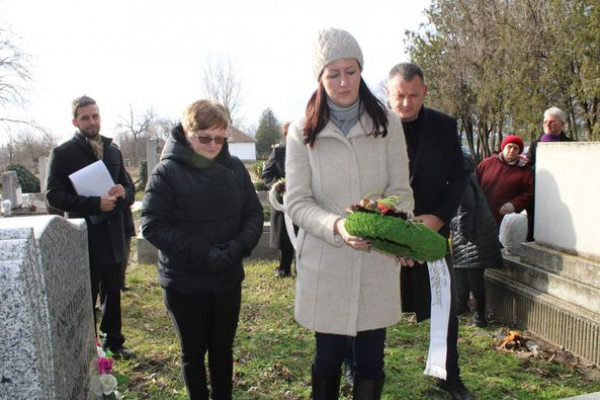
[499, 213, 528, 255]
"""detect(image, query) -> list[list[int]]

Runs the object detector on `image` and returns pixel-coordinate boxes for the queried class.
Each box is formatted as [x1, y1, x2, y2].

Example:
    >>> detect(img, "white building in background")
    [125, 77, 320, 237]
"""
[227, 126, 256, 161]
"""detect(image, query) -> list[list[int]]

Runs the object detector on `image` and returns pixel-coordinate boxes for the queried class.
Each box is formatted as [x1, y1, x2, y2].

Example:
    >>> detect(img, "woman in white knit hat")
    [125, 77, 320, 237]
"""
[285, 27, 413, 399]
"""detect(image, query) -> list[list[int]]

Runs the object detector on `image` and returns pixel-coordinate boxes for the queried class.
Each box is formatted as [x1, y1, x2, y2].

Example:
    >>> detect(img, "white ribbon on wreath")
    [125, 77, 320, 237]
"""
[268, 183, 298, 250]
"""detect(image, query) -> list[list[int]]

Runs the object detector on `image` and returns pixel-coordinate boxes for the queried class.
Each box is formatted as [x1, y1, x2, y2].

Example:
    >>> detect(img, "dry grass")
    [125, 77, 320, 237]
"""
[114, 256, 600, 399]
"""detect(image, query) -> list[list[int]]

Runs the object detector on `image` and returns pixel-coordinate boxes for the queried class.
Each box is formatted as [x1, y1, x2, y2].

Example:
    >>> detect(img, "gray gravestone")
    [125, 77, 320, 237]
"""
[1, 171, 23, 209]
[39, 156, 49, 193]
[0, 216, 97, 399]
[146, 137, 158, 182]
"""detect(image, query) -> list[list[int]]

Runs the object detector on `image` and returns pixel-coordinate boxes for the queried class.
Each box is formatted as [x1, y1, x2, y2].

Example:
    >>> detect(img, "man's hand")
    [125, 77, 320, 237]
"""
[100, 195, 118, 212]
[108, 184, 126, 199]
[414, 214, 444, 232]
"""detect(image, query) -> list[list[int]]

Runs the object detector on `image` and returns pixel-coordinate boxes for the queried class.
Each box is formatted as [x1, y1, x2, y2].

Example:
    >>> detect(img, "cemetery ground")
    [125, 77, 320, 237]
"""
[113, 251, 600, 399]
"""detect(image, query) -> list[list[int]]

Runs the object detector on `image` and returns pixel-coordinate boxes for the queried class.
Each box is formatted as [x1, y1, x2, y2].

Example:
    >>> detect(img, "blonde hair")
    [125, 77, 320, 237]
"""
[182, 100, 229, 133]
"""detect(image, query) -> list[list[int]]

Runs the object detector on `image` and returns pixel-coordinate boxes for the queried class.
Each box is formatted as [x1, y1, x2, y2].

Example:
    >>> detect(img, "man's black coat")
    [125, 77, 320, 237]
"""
[401, 107, 469, 320]
[46, 133, 135, 266]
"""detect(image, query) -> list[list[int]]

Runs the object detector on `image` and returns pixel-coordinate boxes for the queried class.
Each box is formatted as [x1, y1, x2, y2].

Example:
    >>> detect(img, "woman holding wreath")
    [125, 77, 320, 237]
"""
[285, 27, 413, 399]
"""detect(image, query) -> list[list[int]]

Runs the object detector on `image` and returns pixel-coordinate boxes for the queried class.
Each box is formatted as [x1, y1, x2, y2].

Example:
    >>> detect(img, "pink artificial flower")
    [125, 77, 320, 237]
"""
[98, 357, 114, 374]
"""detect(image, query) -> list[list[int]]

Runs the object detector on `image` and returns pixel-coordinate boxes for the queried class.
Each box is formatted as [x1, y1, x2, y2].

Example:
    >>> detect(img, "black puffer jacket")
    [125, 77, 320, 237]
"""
[450, 154, 503, 269]
[141, 125, 264, 293]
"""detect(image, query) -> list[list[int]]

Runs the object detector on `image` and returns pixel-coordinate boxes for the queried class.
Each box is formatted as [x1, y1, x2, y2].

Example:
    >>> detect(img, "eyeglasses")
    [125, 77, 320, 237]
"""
[192, 133, 227, 145]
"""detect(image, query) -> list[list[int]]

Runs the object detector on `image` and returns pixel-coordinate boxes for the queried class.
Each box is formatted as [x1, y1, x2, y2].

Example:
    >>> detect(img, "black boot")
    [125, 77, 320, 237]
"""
[471, 312, 488, 328]
[312, 369, 341, 400]
[437, 377, 475, 400]
[352, 375, 384, 400]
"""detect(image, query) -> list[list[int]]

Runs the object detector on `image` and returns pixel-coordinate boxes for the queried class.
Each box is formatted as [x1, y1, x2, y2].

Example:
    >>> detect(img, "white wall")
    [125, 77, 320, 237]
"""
[535, 142, 600, 259]
[229, 143, 256, 161]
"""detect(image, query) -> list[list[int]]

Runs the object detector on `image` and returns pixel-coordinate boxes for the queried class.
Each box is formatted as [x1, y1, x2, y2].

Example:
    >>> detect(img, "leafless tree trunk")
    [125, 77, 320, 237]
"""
[115, 105, 156, 164]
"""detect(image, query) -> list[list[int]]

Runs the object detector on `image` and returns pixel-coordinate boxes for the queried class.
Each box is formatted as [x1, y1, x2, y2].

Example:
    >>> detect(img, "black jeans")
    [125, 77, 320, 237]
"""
[446, 260, 461, 380]
[163, 284, 242, 400]
[91, 262, 125, 349]
[455, 269, 486, 314]
[276, 219, 295, 275]
[314, 328, 386, 380]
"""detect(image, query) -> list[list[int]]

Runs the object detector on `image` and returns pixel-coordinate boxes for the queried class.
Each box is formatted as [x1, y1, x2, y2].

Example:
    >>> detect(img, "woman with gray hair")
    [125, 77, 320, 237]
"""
[525, 106, 575, 165]
[285, 27, 413, 399]
[525, 106, 575, 240]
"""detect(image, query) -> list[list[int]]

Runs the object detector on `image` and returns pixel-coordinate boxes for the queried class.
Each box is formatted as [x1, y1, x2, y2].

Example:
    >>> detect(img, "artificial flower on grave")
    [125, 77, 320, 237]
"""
[344, 194, 447, 261]
[91, 338, 122, 399]
[91, 373, 119, 399]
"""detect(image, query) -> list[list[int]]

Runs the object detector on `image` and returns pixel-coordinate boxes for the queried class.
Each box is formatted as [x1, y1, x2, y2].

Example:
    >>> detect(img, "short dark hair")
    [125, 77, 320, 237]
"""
[72, 95, 97, 118]
[388, 62, 425, 84]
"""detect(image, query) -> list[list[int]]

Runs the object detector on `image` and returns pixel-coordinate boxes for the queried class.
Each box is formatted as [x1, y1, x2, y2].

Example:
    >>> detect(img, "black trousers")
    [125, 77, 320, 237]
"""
[455, 269, 486, 313]
[278, 245, 294, 275]
[163, 284, 242, 400]
[121, 237, 132, 287]
[445, 260, 461, 380]
[314, 328, 386, 380]
[91, 262, 125, 349]
[275, 217, 295, 275]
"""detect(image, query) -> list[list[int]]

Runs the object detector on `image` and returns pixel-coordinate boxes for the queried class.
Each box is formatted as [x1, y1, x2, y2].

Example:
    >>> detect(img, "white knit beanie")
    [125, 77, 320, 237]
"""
[312, 27, 364, 81]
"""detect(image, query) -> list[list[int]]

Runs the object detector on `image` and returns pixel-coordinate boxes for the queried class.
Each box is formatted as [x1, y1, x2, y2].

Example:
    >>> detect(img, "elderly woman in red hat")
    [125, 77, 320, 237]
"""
[475, 135, 534, 226]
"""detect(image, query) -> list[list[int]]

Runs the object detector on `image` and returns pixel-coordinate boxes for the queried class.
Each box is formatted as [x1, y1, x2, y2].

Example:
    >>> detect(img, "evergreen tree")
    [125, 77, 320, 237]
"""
[254, 108, 281, 159]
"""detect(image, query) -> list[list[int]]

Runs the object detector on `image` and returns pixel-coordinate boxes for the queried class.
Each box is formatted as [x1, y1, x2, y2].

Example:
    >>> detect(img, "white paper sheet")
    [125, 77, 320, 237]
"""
[68, 160, 114, 196]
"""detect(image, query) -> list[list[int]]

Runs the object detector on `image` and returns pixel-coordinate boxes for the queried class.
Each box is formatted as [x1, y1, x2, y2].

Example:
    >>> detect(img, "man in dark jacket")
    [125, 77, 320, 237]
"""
[387, 63, 471, 400]
[261, 122, 294, 278]
[46, 95, 135, 358]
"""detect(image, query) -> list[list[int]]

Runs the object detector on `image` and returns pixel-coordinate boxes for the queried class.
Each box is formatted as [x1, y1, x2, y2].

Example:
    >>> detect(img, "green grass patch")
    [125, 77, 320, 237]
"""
[116, 259, 600, 399]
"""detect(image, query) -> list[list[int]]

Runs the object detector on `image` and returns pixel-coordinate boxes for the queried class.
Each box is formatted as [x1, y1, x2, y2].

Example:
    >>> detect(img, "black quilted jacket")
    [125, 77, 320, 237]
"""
[450, 155, 503, 269]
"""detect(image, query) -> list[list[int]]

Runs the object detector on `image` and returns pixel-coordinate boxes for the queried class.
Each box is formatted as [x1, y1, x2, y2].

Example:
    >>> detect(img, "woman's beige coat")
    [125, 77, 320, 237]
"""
[285, 110, 413, 336]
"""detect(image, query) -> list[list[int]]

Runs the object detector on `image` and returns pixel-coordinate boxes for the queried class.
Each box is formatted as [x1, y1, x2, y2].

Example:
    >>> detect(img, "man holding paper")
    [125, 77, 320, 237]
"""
[46, 95, 135, 359]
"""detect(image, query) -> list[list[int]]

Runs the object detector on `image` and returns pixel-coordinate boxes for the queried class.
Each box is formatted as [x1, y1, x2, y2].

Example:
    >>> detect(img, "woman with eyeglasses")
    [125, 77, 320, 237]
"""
[141, 99, 264, 400]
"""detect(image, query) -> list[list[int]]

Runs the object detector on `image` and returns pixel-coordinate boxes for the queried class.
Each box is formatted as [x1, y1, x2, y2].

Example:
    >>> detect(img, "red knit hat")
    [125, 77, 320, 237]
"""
[501, 135, 524, 154]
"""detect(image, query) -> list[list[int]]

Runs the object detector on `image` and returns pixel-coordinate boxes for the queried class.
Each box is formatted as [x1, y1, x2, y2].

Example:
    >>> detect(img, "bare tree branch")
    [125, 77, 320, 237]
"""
[201, 56, 243, 125]
[115, 105, 156, 163]
[0, 27, 31, 109]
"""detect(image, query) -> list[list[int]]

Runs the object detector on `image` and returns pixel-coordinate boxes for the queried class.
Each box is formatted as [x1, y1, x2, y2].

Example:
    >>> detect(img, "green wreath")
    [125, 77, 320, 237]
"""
[344, 204, 447, 261]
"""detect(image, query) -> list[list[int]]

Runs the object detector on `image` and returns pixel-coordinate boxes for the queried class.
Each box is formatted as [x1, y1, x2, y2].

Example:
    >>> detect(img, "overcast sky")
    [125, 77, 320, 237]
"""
[1, 0, 431, 142]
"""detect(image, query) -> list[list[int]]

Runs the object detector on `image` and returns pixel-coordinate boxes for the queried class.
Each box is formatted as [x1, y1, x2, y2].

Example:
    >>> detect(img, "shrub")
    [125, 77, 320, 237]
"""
[253, 180, 269, 191]
[253, 161, 264, 179]
[5, 163, 41, 193]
